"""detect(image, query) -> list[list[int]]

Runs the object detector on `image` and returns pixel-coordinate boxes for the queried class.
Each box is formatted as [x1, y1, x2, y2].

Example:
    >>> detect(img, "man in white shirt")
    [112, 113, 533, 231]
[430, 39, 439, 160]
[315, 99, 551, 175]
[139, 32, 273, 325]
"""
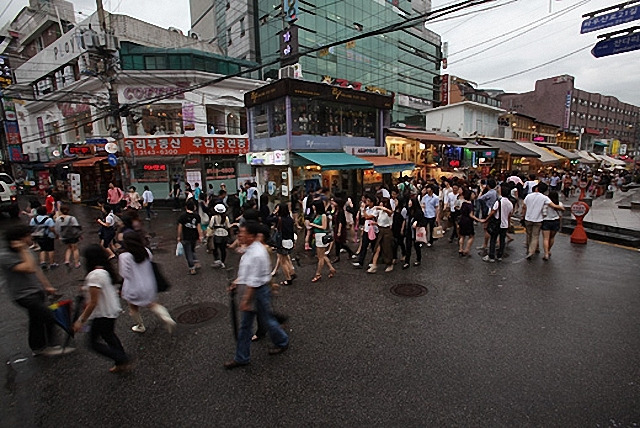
[483, 186, 514, 263]
[521, 182, 564, 260]
[142, 186, 156, 220]
[420, 186, 440, 246]
[224, 222, 289, 369]
[445, 184, 460, 243]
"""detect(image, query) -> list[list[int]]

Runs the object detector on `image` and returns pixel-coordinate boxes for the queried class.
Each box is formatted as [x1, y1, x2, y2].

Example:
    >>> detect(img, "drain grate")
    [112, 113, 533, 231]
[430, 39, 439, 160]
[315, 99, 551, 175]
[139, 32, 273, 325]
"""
[390, 283, 428, 298]
[174, 303, 219, 324]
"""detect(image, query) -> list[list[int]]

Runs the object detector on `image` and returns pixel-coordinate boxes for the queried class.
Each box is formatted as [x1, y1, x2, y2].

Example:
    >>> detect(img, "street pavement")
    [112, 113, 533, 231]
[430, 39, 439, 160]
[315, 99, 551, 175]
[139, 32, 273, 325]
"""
[1, 203, 639, 427]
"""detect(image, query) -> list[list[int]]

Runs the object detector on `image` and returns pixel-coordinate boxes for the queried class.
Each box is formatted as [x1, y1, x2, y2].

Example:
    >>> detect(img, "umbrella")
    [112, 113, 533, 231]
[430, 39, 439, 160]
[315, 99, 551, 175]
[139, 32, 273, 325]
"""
[506, 176, 523, 185]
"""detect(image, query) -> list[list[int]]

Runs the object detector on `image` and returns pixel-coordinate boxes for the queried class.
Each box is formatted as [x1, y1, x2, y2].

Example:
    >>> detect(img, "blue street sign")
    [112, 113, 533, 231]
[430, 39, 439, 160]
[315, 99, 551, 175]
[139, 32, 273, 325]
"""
[107, 154, 118, 166]
[85, 138, 108, 145]
[581, 6, 640, 34]
[591, 32, 640, 58]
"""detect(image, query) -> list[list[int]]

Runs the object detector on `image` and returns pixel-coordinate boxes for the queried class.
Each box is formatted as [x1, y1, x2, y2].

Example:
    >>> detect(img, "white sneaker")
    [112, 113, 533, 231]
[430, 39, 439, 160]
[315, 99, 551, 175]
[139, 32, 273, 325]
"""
[385, 265, 394, 272]
[219, 262, 225, 269]
[132, 324, 146, 333]
[165, 319, 177, 334]
[367, 265, 377, 273]
[340, 248, 347, 253]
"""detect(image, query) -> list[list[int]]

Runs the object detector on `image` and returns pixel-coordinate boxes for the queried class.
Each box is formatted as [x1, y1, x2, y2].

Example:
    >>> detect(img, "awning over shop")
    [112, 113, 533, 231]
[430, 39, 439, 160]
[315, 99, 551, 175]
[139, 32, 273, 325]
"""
[575, 151, 600, 163]
[387, 129, 466, 145]
[478, 139, 540, 158]
[294, 152, 373, 171]
[516, 142, 565, 164]
[72, 156, 107, 168]
[44, 157, 76, 168]
[594, 154, 626, 166]
[545, 145, 580, 160]
[357, 156, 415, 173]
[593, 140, 609, 147]
[459, 142, 498, 150]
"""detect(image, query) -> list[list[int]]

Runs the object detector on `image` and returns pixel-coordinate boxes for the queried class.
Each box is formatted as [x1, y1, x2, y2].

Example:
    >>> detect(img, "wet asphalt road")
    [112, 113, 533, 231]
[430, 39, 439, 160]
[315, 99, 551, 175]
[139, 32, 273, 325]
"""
[1, 204, 639, 427]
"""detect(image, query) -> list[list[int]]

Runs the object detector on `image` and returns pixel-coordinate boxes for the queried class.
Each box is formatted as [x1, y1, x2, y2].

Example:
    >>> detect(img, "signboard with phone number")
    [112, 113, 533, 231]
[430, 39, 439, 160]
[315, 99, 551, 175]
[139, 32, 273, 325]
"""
[124, 136, 249, 157]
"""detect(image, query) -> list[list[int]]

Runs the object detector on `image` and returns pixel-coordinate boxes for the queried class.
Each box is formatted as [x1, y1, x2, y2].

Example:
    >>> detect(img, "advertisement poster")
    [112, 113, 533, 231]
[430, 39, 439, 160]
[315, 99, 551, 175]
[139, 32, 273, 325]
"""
[182, 103, 196, 131]
[69, 173, 82, 202]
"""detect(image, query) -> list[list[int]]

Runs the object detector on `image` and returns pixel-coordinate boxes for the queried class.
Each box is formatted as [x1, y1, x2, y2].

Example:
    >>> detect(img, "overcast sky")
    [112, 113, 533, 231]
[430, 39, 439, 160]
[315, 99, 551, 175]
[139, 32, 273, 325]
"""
[1, 0, 638, 105]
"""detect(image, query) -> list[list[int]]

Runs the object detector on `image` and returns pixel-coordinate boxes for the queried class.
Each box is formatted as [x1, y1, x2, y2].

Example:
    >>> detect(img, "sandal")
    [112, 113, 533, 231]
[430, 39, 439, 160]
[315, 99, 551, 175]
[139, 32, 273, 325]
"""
[328, 269, 336, 278]
[311, 274, 322, 283]
[280, 279, 293, 286]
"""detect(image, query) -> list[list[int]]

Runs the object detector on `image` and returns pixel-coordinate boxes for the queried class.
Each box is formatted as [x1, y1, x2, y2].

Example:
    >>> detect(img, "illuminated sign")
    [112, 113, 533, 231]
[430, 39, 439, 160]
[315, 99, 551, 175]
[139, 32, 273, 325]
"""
[448, 160, 460, 168]
[280, 25, 299, 65]
[68, 146, 92, 155]
[124, 136, 249, 156]
[143, 164, 167, 171]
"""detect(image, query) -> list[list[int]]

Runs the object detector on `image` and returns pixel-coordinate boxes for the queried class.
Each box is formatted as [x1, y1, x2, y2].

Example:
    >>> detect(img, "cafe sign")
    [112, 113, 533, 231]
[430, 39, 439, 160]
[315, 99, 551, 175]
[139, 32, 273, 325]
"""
[246, 150, 289, 166]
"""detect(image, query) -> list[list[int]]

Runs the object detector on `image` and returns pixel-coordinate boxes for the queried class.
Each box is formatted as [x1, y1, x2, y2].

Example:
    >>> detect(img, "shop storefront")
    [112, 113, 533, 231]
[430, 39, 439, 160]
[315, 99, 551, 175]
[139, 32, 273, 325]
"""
[70, 155, 115, 202]
[244, 78, 394, 201]
[516, 142, 565, 172]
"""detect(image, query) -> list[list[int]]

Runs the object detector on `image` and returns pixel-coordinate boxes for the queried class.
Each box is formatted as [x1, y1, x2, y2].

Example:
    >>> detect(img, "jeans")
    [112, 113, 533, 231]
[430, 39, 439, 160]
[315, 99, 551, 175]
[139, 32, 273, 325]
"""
[89, 317, 129, 365]
[404, 236, 422, 263]
[525, 221, 543, 256]
[183, 239, 197, 268]
[213, 239, 227, 263]
[489, 228, 507, 259]
[425, 217, 436, 244]
[449, 211, 459, 240]
[144, 203, 156, 219]
[235, 284, 289, 364]
[334, 240, 354, 258]
[15, 291, 56, 351]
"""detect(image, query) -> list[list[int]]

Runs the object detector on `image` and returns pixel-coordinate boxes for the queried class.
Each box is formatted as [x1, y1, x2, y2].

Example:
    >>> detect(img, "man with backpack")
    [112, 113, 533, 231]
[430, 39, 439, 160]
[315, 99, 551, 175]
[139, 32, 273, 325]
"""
[29, 206, 57, 269]
[55, 204, 82, 268]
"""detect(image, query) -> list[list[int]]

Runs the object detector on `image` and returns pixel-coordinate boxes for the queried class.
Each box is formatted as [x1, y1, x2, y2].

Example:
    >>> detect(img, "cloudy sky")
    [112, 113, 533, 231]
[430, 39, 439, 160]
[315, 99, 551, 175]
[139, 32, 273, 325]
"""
[1, 0, 638, 105]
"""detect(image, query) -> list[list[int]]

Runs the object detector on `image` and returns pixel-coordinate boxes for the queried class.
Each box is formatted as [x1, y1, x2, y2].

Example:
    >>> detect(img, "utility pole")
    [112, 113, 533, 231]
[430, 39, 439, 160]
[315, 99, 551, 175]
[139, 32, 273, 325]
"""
[95, 0, 127, 187]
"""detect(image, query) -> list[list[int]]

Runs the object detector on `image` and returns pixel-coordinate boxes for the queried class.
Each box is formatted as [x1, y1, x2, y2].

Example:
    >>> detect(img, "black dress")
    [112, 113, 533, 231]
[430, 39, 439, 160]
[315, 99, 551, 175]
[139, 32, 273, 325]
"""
[457, 201, 475, 237]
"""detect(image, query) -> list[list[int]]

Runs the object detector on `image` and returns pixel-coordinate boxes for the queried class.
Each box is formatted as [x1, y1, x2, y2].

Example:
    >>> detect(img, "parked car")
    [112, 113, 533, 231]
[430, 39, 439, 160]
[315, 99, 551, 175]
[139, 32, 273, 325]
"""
[0, 179, 19, 218]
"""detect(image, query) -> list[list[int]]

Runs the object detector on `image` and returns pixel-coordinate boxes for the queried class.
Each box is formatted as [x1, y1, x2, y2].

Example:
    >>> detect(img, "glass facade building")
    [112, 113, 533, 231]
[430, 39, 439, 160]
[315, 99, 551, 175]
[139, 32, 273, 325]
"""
[190, 0, 442, 124]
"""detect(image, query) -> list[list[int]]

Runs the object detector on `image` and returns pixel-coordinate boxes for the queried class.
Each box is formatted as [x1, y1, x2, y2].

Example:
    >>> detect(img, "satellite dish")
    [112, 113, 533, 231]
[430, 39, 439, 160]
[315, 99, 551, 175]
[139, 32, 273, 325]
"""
[105, 142, 119, 154]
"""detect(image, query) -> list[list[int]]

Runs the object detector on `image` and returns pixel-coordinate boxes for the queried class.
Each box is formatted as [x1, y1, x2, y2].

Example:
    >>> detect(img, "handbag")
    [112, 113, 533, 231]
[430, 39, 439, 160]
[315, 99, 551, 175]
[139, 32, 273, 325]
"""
[487, 199, 502, 236]
[432, 225, 445, 239]
[152, 262, 171, 292]
[415, 226, 428, 244]
[322, 233, 333, 245]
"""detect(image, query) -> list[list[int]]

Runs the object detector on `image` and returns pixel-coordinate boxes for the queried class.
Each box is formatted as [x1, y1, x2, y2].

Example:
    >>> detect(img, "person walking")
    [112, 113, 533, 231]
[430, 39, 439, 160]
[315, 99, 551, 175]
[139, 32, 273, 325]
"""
[457, 190, 481, 257]
[482, 186, 513, 263]
[125, 186, 142, 210]
[477, 179, 499, 254]
[521, 182, 564, 260]
[177, 199, 202, 275]
[352, 194, 378, 269]
[331, 198, 356, 263]
[55, 204, 82, 268]
[142, 186, 157, 220]
[367, 198, 394, 273]
[119, 231, 176, 334]
[96, 202, 117, 260]
[107, 183, 124, 214]
[73, 244, 132, 373]
[420, 185, 439, 247]
[208, 203, 231, 268]
[171, 181, 182, 211]
[224, 222, 289, 369]
[310, 200, 336, 282]
[45, 189, 56, 216]
[273, 203, 296, 286]
[0, 225, 72, 356]
[391, 200, 406, 265]
[446, 184, 461, 243]
[404, 197, 427, 268]
[541, 190, 564, 261]
[30, 206, 58, 269]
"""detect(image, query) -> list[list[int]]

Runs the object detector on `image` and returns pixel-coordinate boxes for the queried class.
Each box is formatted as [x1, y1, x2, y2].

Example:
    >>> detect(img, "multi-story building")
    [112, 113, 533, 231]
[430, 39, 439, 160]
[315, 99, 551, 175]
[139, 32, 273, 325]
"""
[499, 75, 639, 156]
[4, 4, 264, 200]
[189, 0, 442, 124]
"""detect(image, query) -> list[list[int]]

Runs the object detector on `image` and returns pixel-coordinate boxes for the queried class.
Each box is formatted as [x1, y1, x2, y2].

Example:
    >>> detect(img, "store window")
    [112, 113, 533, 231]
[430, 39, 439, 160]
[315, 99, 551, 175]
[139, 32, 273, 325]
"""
[251, 99, 287, 138]
[205, 159, 236, 181]
[290, 97, 376, 138]
[207, 107, 226, 134]
[227, 112, 240, 134]
[139, 103, 183, 134]
[134, 163, 169, 182]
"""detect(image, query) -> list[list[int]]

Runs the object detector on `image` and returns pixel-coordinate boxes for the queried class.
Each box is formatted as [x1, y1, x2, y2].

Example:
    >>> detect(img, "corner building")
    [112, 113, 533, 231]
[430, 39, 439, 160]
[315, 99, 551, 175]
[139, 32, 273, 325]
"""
[190, 0, 442, 124]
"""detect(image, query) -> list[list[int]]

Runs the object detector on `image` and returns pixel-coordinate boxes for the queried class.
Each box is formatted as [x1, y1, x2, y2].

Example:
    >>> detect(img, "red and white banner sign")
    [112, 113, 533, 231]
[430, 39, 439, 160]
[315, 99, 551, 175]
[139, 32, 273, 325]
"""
[124, 136, 249, 157]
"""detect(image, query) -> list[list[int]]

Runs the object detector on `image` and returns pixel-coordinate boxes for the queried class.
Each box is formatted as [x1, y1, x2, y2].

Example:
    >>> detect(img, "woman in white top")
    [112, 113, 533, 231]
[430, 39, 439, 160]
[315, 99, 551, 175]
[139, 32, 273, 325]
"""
[73, 244, 131, 373]
[541, 191, 564, 261]
[367, 198, 394, 273]
[208, 203, 231, 268]
[119, 231, 176, 333]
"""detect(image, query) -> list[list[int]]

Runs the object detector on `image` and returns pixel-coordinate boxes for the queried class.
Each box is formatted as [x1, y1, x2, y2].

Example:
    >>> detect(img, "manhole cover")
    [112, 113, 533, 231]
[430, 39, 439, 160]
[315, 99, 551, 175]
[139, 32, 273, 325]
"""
[174, 303, 219, 324]
[390, 283, 428, 298]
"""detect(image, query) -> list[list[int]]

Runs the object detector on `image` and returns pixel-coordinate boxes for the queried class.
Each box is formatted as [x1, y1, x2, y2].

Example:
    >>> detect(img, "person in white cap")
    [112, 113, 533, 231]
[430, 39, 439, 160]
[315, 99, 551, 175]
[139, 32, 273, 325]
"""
[208, 203, 231, 268]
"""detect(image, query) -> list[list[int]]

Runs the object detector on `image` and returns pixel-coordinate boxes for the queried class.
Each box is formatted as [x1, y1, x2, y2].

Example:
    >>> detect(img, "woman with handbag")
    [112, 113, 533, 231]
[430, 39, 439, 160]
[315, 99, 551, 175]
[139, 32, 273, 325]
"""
[273, 203, 296, 286]
[73, 244, 132, 373]
[403, 197, 426, 269]
[310, 200, 335, 282]
[457, 190, 481, 257]
[119, 231, 176, 334]
[208, 204, 231, 268]
[367, 198, 394, 273]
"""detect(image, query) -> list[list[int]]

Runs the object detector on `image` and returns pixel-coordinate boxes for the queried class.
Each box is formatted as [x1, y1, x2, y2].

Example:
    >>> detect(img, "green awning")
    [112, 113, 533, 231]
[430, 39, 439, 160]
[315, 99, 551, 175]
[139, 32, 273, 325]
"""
[593, 141, 609, 147]
[294, 152, 374, 170]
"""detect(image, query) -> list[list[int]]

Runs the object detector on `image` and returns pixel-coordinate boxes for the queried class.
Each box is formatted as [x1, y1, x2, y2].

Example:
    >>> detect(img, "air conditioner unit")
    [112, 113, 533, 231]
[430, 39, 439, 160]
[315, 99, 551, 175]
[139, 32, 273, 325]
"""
[188, 31, 199, 40]
[278, 64, 302, 79]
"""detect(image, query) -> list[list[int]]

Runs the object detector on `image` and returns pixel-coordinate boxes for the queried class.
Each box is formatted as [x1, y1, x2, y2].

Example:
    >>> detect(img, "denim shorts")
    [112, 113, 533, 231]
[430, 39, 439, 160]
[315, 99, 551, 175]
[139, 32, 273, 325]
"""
[541, 219, 560, 232]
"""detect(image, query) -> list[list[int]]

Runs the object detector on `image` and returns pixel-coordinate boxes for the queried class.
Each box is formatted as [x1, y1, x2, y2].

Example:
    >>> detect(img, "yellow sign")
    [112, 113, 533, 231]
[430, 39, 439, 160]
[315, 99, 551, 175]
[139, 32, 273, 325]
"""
[611, 139, 620, 155]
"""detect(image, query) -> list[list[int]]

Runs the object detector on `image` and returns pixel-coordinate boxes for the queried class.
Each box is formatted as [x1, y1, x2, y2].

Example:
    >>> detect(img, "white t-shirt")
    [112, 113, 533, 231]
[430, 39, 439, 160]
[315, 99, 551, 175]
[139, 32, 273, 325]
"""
[446, 192, 458, 212]
[524, 192, 551, 223]
[544, 202, 564, 221]
[379, 188, 390, 199]
[376, 210, 393, 227]
[363, 206, 379, 232]
[491, 198, 514, 229]
[142, 190, 154, 204]
[83, 269, 122, 320]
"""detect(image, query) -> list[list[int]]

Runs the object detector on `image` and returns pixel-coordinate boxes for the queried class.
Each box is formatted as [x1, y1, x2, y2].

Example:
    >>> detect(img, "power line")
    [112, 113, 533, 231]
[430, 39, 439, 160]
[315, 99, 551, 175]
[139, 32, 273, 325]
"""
[478, 44, 592, 86]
